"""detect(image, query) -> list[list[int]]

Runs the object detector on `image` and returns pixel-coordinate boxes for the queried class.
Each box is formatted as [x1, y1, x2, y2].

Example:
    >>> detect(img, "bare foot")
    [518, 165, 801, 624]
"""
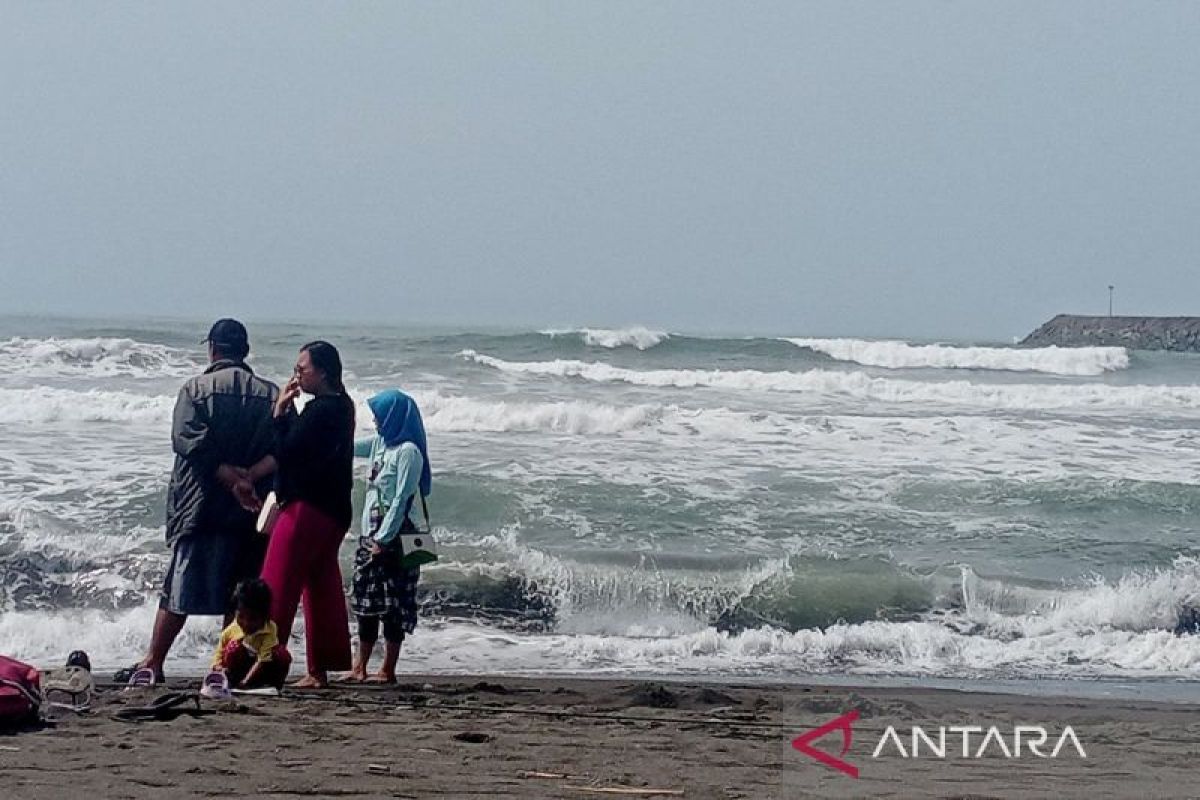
[344, 668, 368, 683]
[290, 674, 328, 689]
[365, 672, 396, 685]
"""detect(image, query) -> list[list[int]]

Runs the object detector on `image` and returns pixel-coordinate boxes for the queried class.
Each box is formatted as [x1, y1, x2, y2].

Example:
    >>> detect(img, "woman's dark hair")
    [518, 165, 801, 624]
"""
[300, 340, 346, 394]
[233, 578, 272, 617]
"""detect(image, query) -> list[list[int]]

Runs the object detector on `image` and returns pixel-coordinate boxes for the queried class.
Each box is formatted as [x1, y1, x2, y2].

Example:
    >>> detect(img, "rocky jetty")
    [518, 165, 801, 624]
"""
[1021, 315, 1200, 352]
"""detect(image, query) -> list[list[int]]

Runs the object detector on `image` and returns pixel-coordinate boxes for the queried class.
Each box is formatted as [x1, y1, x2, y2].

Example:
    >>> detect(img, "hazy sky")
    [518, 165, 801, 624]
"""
[2, 3, 1198, 339]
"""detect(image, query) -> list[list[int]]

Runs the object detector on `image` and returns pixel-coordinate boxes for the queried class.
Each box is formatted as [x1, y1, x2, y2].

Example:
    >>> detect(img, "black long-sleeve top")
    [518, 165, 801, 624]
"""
[273, 393, 355, 530]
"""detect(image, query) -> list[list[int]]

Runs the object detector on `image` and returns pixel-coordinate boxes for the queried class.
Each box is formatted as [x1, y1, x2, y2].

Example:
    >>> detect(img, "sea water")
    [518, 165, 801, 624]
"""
[3, 315, 1200, 692]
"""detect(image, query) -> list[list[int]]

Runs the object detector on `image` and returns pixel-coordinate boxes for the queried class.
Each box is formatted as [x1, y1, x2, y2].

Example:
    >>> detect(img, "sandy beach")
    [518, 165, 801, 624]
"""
[2, 675, 1197, 799]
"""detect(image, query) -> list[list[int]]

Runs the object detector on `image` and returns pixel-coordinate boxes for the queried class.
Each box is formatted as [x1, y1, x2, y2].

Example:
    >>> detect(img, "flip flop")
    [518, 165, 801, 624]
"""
[199, 670, 231, 701]
[114, 664, 165, 686]
[113, 691, 213, 722]
[124, 668, 157, 690]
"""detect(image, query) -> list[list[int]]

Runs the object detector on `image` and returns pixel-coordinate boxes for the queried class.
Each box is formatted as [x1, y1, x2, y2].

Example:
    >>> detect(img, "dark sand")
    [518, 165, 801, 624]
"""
[3, 675, 1198, 799]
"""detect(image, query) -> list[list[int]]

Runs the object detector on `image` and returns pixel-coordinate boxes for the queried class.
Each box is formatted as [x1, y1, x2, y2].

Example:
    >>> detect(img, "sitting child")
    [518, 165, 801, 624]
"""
[212, 579, 291, 689]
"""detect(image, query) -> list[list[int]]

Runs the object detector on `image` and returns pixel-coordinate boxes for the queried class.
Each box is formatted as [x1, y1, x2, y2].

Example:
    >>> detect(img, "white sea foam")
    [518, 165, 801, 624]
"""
[407, 397, 1200, 487]
[461, 351, 1200, 411]
[7, 557, 1200, 680]
[1, 336, 196, 378]
[0, 599, 221, 669]
[409, 392, 784, 439]
[960, 558, 1200, 636]
[401, 557, 1200, 678]
[540, 326, 670, 350]
[785, 338, 1130, 376]
[0, 498, 162, 561]
[467, 526, 790, 631]
[417, 394, 664, 435]
[8, 607, 1195, 679]
[0, 386, 173, 424]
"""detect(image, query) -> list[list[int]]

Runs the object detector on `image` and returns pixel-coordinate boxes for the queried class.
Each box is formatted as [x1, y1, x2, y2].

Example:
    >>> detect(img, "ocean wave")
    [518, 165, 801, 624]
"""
[958, 558, 1200, 636]
[413, 392, 784, 439]
[0, 387, 173, 424]
[785, 338, 1130, 376]
[0, 599, 221, 668]
[3, 383, 669, 436]
[7, 599, 1198, 679]
[0, 498, 163, 560]
[435, 531, 934, 634]
[438, 527, 777, 631]
[418, 394, 664, 435]
[440, 534, 1200, 638]
[7, 550, 1200, 679]
[480, 616, 1200, 678]
[540, 326, 670, 350]
[461, 350, 1200, 411]
[0, 382, 783, 443]
[1, 336, 197, 378]
[412, 550, 1200, 677]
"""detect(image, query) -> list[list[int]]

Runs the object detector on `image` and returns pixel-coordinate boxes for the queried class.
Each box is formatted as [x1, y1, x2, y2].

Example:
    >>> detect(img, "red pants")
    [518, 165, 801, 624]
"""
[219, 640, 292, 689]
[260, 501, 352, 674]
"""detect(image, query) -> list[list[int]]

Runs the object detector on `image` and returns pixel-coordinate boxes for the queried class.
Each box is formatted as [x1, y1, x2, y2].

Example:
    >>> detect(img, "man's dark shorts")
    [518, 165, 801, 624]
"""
[160, 531, 267, 616]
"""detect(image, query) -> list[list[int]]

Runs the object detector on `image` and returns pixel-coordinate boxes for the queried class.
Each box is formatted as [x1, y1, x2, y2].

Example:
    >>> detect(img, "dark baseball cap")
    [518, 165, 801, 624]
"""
[202, 318, 249, 352]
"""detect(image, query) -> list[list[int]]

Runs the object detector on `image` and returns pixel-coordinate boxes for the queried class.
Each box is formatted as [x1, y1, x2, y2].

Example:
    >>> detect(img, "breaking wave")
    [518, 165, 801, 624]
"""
[6, 529, 1200, 679]
[411, 549, 1200, 677]
[0, 387, 173, 424]
[413, 393, 782, 438]
[434, 534, 1200, 642]
[2, 336, 197, 378]
[540, 326, 670, 350]
[460, 351, 1200, 411]
[417, 394, 663, 435]
[0, 384, 782, 440]
[785, 338, 1130, 376]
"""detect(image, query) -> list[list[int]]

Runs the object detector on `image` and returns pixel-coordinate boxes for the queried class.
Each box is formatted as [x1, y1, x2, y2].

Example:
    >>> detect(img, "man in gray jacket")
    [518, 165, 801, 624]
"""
[118, 319, 279, 685]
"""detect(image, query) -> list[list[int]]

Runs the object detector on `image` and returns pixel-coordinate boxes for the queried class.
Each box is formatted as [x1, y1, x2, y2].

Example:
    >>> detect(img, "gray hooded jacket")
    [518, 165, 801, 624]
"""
[165, 360, 279, 546]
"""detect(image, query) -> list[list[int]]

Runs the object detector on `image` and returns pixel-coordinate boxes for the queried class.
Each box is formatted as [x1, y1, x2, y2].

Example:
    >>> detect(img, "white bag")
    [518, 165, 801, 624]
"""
[398, 530, 437, 568]
[398, 496, 438, 568]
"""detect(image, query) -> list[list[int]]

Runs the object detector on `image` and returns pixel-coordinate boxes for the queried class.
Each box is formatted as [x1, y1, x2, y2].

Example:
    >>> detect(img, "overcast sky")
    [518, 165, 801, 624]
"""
[2, 3, 1198, 339]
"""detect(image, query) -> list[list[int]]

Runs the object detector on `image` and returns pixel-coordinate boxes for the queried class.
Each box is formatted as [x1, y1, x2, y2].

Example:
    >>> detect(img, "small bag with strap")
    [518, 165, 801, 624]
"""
[397, 494, 438, 569]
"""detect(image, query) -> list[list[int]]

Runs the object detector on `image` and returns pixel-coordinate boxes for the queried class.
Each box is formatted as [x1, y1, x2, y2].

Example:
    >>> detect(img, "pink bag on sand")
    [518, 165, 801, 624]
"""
[0, 655, 41, 724]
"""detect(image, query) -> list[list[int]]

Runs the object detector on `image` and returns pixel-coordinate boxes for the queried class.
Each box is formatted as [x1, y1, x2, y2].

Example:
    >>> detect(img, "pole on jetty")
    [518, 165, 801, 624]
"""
[1108, 285, 1114, 317]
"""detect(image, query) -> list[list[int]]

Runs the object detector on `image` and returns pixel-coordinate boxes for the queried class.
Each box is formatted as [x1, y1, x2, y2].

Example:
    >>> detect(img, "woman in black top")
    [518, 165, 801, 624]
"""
[259, 341, 355, 688]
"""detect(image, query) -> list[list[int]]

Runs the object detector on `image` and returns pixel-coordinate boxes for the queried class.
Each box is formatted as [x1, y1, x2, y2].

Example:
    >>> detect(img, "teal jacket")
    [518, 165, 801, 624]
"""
[354, 436, 425, 545]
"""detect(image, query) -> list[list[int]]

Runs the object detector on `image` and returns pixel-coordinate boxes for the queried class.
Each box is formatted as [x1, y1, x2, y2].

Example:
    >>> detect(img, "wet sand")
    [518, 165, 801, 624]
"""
[3, 675, 1198, 799]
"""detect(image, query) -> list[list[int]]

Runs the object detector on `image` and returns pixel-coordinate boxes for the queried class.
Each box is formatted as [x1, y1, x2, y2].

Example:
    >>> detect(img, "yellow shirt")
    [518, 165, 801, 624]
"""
[212, 620, 281, 668]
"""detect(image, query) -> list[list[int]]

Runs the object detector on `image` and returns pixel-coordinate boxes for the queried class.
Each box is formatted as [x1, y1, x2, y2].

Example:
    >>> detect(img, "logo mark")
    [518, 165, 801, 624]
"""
[792, 710, 860, 778]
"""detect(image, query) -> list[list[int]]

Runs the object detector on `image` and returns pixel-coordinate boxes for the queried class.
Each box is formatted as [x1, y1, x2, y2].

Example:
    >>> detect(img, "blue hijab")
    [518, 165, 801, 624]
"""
[366, 389, 432, 498]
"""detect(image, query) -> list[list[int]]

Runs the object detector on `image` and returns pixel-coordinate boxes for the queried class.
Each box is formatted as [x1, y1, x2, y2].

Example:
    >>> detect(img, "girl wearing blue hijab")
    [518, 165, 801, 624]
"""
[348, 389, 431, 683]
